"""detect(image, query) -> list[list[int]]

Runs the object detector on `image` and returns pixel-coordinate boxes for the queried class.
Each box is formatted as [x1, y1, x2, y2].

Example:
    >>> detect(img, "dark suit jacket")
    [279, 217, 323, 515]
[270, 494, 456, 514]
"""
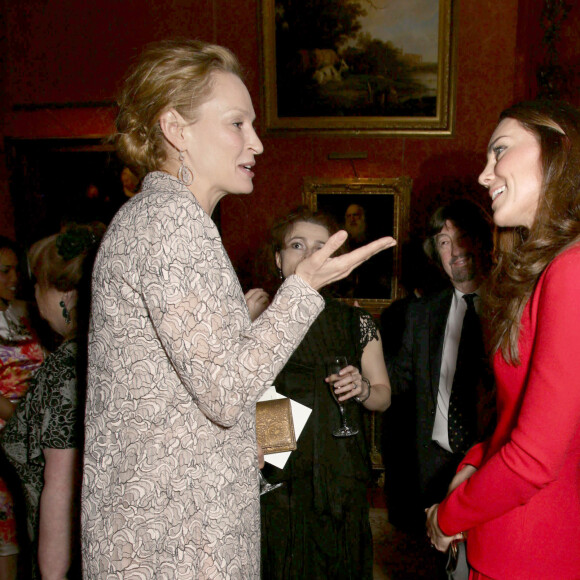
[382, 287, 465, 532]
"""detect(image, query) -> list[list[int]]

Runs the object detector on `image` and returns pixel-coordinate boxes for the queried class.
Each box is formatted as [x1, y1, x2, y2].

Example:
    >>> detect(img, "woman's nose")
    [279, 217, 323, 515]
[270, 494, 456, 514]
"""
[249, 128, 264, 155]
[478, 159, 494, 188]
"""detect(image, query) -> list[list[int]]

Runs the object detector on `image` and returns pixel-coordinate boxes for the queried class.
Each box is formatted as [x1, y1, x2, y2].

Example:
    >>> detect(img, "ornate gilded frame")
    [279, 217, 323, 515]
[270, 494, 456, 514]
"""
[260, 0, 457, 135]
[303, 176, 411, 315]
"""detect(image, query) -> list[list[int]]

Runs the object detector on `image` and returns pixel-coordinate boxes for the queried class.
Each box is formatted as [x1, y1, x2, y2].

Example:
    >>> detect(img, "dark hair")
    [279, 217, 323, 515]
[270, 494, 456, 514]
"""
[271, 206, 341, 255]
[256, 206, 342, 293]
[0, 236, 20, 256]
[423, 199, 493, 268]
[112, 39, 242, 178]
[487, 100, 580, 362]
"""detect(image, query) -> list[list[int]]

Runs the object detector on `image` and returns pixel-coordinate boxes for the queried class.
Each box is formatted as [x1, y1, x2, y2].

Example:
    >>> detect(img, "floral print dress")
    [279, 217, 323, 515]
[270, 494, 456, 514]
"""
[0, 301, 43, 554]
[81, 172, 325, 579]
[2, 340, 80, 578]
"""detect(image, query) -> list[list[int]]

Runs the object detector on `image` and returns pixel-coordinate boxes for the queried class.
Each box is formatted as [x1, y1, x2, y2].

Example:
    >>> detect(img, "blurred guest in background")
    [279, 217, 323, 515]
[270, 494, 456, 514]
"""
[385, 200, 493, 545]
[119, 166, 140, 200]
[2, 224, 102, 580]
[380, 239, 446, 359]
[0, 236, 44, 580]
[428, 100, 580, 579]
[260, 207, 391, 580]
[81, 39, 395, 578]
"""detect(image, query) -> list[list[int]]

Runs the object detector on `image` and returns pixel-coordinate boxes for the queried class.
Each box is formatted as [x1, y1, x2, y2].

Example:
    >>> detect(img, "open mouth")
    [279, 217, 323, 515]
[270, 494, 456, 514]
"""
[491, 185, 506, 202]
[240, 164, 255, 177]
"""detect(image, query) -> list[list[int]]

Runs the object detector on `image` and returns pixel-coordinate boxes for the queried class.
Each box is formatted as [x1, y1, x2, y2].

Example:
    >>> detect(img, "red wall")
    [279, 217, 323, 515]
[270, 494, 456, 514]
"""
[0, 0, 531, 283]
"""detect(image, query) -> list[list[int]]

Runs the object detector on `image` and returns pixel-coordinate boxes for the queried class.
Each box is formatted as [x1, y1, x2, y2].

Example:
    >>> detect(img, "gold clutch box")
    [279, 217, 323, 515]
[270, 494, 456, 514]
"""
[256, 398, 297, 454]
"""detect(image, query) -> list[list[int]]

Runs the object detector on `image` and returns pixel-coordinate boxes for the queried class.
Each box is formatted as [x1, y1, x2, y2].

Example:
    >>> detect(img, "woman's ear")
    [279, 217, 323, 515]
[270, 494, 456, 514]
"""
[275, 252, 282, 271]
[64, 289, 78, 311]
[159, 109, 187, 151]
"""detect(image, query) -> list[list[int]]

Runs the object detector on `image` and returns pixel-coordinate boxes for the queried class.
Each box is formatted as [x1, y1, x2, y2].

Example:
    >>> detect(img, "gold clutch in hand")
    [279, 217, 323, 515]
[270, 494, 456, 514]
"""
[256, 398, 297, 454]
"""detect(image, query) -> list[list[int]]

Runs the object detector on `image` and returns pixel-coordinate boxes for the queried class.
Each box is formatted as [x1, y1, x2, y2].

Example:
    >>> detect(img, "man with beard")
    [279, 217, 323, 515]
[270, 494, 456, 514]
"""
[345, 203, 368, 245]
[383, 200, 494, 540]
[342, 203, 392, 298]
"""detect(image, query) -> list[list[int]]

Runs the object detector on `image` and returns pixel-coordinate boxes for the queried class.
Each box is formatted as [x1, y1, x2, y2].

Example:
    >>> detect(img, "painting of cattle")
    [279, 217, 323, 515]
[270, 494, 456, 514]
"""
[260, 0, 457, 135]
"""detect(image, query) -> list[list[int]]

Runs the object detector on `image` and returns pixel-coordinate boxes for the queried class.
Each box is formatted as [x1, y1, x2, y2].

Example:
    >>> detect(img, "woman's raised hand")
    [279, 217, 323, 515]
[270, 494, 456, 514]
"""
[295, 230, 396, 291]
[245, 288, 270, 321]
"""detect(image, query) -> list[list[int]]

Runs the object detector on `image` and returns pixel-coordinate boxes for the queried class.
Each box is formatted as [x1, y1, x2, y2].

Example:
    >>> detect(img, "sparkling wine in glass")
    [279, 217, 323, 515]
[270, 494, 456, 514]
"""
[325, 356, 359, 438]
[258, 470, 283, 496]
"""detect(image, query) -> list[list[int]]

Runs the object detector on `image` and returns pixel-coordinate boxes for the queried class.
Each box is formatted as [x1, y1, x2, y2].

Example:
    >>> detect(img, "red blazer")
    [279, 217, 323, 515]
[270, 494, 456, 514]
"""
[437, 242, 580, 579]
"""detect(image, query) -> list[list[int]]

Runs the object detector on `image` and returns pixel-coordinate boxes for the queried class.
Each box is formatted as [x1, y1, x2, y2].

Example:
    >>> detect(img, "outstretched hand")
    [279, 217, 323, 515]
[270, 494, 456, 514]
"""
[295, 230, 397, 291]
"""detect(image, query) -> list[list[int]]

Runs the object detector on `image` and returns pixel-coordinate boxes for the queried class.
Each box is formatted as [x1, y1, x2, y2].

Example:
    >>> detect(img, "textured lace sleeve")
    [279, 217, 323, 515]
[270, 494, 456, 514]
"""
[358, 309, 379, 350]
[104, 190, 325, 428]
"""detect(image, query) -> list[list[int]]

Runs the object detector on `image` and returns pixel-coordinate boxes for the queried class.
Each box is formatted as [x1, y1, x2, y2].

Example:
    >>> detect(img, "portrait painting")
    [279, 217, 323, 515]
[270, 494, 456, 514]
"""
[303, 176, 411, 314]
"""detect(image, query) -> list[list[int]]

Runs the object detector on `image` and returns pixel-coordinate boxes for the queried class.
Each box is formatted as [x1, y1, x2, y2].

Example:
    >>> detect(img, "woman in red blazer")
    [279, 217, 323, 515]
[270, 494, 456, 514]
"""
[426, 100, 580, 579]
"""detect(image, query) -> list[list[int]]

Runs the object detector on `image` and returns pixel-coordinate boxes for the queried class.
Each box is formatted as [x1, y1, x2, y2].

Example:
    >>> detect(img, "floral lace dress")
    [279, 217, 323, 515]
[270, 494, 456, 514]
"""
[0, 301, 43, 555]
[81, 172, 325, 579]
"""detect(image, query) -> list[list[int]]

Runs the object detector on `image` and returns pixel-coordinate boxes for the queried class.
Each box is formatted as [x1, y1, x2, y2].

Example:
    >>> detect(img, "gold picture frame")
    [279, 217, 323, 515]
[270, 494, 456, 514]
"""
[303, 176, 411, 315]
[260, 0, 457, 135]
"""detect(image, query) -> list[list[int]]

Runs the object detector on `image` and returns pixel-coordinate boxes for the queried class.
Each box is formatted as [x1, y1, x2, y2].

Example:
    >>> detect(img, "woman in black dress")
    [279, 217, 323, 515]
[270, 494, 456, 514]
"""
[260, 207, 392, 579]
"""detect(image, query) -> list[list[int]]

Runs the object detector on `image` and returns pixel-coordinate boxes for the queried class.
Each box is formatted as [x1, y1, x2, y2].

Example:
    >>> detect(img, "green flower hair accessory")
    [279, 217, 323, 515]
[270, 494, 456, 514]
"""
[56, 226, 97, 261]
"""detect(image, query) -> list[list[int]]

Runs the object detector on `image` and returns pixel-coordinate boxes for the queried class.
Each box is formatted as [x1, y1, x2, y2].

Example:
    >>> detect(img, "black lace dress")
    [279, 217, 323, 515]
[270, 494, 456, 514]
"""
[260, 299, 377, 580]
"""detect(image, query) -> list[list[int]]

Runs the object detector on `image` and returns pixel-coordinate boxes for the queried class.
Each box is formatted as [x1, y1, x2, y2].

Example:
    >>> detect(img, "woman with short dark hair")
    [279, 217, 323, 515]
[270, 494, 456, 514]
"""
[261, 207, 391, 580]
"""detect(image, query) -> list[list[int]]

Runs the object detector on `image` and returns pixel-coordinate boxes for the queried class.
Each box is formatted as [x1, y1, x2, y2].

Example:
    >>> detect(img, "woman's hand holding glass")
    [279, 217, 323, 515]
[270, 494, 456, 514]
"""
[324, 356, 359, 437]
[295, 230, 396, 291]
[325, 364, 366, 403]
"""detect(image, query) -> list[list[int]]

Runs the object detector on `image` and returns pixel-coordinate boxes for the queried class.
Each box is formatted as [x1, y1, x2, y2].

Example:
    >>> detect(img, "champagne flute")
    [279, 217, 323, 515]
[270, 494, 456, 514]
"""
[258, 470, 283, 496]
[324, 356, 359, 437]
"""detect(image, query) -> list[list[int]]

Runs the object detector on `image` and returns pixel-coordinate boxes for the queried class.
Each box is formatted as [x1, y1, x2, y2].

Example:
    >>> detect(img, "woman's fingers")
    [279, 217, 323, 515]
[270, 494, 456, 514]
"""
[245, 288, 270, 322]
[332, 236, 397, 280]
[296, 234, 397, 291]
[324, 366, 363, 401]
[313, 230, 349, 262]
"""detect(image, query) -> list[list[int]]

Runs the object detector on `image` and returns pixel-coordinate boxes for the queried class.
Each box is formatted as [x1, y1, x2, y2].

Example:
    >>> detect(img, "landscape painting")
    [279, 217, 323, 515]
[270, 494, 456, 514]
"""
[260, 0, 456, 134]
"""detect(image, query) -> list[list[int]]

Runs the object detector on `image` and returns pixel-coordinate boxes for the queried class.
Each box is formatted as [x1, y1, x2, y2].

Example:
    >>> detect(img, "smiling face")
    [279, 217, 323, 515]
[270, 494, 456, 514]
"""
[275, 221, 330, 278]
[181, 72, 263, 211]
[479, 118, 543, 229]
[435, 220, 483, 293]
[0, 249, 19, 307]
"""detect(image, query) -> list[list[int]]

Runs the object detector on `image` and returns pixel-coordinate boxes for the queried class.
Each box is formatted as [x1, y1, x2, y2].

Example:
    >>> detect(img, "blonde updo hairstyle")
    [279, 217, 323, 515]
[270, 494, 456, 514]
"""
[112, 39, 243, 178]
[29, 223, 104, 336]
[29, 224, 105, 293]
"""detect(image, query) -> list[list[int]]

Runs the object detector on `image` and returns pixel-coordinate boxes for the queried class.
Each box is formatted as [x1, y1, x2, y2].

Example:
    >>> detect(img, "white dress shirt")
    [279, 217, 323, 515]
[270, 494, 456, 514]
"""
[432, 289, 481, 452]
